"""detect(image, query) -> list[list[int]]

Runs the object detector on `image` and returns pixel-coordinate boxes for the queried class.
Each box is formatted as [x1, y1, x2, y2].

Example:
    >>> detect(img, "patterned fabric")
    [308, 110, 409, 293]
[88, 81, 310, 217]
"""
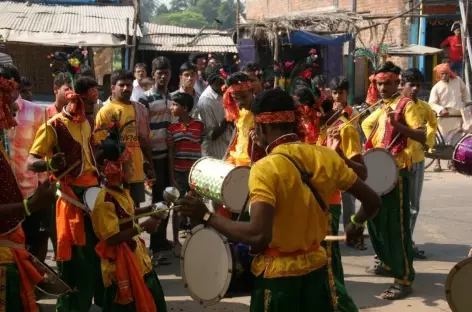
[166, 119, 204, 172]
[254, 111, 295, 124]
[7, 97, 47, 198]
[227, 108, 254, 166]
[0, 78, 18, 130]
[138, 88, 172, 160]
[294, 104, 317, 144]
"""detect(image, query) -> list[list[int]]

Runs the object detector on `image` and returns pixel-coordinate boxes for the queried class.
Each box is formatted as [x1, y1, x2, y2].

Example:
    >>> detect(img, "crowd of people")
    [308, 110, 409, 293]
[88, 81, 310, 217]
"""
[0, 49, 468, 312]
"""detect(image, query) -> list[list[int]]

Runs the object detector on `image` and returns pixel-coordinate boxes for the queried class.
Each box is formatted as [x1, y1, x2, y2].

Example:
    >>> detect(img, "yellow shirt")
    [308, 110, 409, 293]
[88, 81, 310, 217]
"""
[91, 187, 152, 287]
[361, 95, 424, 169]
[29, 113, 96, 174]
[317, 116, 362, 204]
[94, 100, 144, 183]
[249, 142, 358, 278]
[408, 99, 438, 163]
[229, 109, 254, 165]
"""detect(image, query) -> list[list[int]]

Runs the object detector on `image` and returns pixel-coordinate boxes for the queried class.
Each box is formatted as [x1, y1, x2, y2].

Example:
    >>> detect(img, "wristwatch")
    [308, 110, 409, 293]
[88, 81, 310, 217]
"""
[202, 212, 213, 224]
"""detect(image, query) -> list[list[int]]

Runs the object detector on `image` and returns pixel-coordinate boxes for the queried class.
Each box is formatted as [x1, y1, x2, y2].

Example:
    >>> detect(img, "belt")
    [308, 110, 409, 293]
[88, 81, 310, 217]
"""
[56, 189, 89, 212]
[263, 243, 320, 257]
[0, 239, 25, 249]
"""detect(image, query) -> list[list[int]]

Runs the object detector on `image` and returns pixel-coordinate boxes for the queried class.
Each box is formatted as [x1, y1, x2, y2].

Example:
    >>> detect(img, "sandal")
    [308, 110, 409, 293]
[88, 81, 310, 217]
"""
[414, 247, 427, 260]
[380, 283, 412, 300]
[365, 264, 394, 277]
[151, 253, 171, 267]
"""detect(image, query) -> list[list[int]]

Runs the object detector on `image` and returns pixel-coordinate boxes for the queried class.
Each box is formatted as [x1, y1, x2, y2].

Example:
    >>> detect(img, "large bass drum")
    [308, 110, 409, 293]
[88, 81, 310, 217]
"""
[445, 257, 472, 312]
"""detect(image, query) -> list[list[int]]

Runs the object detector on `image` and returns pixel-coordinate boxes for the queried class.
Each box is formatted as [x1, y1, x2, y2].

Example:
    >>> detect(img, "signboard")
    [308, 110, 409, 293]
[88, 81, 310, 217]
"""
[423, 4, 458, 15]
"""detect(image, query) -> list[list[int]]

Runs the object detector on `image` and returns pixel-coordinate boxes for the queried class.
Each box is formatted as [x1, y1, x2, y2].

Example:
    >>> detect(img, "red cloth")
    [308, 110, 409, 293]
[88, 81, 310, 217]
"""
[295, 103, 317, 144]
[441, 35, 463, 62]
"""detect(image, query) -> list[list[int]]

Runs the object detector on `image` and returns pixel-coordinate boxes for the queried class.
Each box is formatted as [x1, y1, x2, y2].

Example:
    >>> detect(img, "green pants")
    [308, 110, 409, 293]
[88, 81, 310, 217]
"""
[250, 266, 356, 312]
[102, 271, 167, 312]
[0, 263, 30, 311]
[55, 186, 104, 312]
[367, 168, 415, 285]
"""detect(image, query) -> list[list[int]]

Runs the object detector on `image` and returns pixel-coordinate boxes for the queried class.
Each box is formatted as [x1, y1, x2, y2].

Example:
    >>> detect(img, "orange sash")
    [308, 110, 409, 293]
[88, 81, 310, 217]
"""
[56, 173, 98, 261]
[263, 243, 320, 257]
[95, 241, 156, 312]
[2, 227, 42, 312]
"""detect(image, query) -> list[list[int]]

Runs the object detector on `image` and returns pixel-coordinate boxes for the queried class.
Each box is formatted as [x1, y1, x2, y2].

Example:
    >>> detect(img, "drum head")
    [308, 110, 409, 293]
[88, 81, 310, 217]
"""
[363, 148, 399, 195]
[452, 135, 472, 176]
[84, 187, 101, 211]
[222, 166, 250, 213]
[30, 253, 72, 297]
[446, 257, 472, 312]
[181, 225, 232, 306]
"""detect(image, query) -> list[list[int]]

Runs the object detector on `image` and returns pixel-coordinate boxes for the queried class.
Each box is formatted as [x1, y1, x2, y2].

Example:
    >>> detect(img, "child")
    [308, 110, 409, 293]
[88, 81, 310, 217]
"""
[329, 76, 359, 123]
[312, 75, 332, 101]
[92, 117, 167, 312]
[167, 92, 205, 256]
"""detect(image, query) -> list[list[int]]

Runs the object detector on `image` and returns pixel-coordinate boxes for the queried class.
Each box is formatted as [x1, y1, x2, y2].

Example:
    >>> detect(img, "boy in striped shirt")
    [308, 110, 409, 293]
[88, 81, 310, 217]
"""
[167, 92, 205, 256]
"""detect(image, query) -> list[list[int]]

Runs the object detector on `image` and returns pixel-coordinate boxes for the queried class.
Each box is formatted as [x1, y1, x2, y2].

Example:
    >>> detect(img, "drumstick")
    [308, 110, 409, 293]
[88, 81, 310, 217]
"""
[324, 234, 369, 241]
[52, 161, 81, 183]
[119, 205, 181, 224]
[44, 109, 50, 177]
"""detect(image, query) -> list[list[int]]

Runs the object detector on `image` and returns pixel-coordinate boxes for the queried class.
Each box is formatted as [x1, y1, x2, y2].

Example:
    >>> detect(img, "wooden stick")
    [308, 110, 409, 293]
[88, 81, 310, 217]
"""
[119, 205, 181, 224]
[44, 109, 49, 177]
[325, 234, 369, 241]
[52, 161, 81, 183]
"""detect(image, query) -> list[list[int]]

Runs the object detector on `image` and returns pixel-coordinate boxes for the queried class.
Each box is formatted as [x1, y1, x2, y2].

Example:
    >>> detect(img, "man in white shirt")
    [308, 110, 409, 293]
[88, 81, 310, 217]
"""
[131, 63, 148, 102]
[429, 63, 470, 171]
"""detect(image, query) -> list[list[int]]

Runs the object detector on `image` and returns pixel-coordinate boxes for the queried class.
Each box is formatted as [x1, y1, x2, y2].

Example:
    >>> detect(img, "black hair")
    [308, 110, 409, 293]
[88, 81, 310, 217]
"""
[189, 53, 207, 64]
[227, 72, 250, 86]
[152, 56, 171, 72]
[180, 62, 197, 75]
[329, 76, 349, 91]
[401, 68, 424, 83]
[375, 61, 401, 75]
[293, 86, 315, 108]
[321, 99, 334, 113]
[20, 76, 32, 87]
[205, 66, 223, 85]
[74, 76, 98, 94]
[95, 122, 128, 165]
[242, 62, 261, 75]
[134, 63, 147, 71]
[0, 64, 13, 80]
[312, 75, 326, 87]
[3, 64, 21, 84]
[172, 92, 194, 112]
[79, 65, 94, 78]
[252, 88, 295, 132]
[111, 70, 135, 85]
[53, 72, 73, 88]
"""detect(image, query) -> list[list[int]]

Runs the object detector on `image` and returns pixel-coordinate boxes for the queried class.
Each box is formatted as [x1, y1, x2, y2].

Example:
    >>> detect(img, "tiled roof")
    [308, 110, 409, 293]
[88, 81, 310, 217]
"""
[140, 23, 236, 53]
[0, 1, 140, 36]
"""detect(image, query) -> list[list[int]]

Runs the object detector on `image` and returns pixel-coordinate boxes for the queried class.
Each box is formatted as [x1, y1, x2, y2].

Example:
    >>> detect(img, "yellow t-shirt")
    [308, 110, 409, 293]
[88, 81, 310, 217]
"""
[361, 95, 424, 169]
[317, 116, 362, 204]
[94, 100, 144, 183]
[249, 143, 358, 278]
[29, 113, 96, 174]
[408, 99, 438, 163]
[91, 187, 152, 287]
[229, 109, 254, 166]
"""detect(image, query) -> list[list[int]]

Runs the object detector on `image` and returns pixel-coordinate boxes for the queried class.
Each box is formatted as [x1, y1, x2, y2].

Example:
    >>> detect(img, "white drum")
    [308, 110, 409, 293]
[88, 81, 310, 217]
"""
[363, 148, 399, 195]
[446, 257, 472, 312]
[83, 187, 102, 212]
[189, 157, 250, 213]
[181, 225, 233, 306]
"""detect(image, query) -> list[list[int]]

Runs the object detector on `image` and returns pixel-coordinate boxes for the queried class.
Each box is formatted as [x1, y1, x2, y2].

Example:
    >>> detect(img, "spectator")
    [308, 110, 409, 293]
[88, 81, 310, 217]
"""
[189, 53, 208, 94]
[20, 76, 33, 101]
[171, 62, 200, 118]
[131, 63, 148, 101]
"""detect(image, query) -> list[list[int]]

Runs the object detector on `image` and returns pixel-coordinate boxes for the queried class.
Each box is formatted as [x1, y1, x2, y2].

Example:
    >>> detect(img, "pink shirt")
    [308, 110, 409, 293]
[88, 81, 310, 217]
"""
[7, 96, 47, 198]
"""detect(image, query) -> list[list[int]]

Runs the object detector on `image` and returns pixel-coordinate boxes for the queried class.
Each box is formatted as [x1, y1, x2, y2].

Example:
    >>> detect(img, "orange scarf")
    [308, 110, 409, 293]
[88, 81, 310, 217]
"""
[2, 227, 43, 312]
[95, 241, 157, 312]
[434, 63, 457, 82]
[56, 173, 98, 261]
[222, 82, 252, 121]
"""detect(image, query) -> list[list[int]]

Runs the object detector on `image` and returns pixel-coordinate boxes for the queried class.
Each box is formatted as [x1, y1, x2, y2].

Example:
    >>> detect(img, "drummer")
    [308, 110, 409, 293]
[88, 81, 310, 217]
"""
[177, 88, 380, 311]
[361, 61, 426, 300]
[399, 68, 437, 260]
[27, 77, 105, 311]
[0, 65, 57, 311]
[91, 119, 167, 312]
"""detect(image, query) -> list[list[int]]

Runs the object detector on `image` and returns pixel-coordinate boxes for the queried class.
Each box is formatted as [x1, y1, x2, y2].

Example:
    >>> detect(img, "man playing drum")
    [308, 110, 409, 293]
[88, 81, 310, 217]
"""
[0, 65, 57, 311]
[361, 61, 426, 300]
[92, 119, 167, 312]
[27, 77, 105, 311]
[178, 88, 381, 312]
[400, 68, 438, 259]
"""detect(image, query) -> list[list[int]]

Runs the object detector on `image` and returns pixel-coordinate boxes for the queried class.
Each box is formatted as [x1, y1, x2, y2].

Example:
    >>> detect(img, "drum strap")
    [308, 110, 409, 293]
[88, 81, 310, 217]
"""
[272, 153, 328, 213]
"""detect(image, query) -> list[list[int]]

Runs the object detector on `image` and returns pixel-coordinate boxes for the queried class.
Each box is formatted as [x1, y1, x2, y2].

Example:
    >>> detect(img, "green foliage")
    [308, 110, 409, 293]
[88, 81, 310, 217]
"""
[153, 10, 208, 28]
[140, 0, 158, 22]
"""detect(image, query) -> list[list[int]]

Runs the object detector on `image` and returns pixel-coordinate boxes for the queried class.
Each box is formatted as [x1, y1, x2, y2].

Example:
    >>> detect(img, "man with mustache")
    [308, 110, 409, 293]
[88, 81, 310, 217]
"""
[171, 62, 200, 118]
[361, 61, 425, 300]
[95, 70, 154, 207]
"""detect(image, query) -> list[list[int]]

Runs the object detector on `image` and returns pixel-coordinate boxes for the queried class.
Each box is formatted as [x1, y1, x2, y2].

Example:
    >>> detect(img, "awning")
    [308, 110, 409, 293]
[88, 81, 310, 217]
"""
[387, 44, 443, 56]
[1, 30, 127, 47]
[281, 31, 353, 46]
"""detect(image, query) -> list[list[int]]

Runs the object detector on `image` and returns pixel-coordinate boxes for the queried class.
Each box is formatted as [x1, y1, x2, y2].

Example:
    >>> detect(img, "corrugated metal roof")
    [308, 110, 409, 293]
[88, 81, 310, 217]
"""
[142, 22, 227, 36]
[139, 33, 237, 53]
[0, 1, 140, 36]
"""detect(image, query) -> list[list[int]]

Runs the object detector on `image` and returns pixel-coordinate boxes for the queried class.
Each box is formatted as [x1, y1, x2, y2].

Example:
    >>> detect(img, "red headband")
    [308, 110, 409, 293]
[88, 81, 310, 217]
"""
[365, 72, 399, 105]
[254, 111, 296, 123]
[222, 81, 252, 121]
[103, 148, 132, 187]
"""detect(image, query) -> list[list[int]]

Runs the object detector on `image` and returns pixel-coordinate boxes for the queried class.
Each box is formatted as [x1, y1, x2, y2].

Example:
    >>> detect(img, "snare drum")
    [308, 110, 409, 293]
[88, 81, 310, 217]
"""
[180, 225, 253, 306]
[452, 135, 472, 176]
[445, 257, 472, 312]
[83, 187, 102, 212]
[363, 148, 399, 195]
[189, 157, 250, 213]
